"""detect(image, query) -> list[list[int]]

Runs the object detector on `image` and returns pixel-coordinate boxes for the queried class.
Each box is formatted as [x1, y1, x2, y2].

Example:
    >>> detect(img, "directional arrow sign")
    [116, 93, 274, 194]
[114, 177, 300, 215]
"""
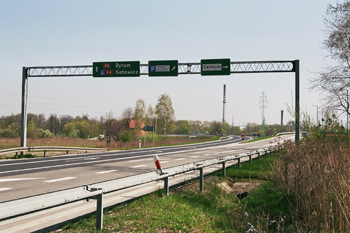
[201, 58, 231, 76]
[93, 61, 140, 77]
[148, 60, 178, 77]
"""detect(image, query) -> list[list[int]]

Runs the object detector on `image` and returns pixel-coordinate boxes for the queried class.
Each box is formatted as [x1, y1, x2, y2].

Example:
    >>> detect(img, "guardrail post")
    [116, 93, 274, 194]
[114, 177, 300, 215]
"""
[222, 161, 226, 177]
[164, 176, 169, 195]
[44, 150, 46, 157]
[264, 150, 267, 158]
[199, 167, 204, 192]
[249, 154, 252, 164]
[96, 193, 103, 230]
[237, 158, 241, 168]
[257, 152, 260, 161]
[15, 152, 18, 159]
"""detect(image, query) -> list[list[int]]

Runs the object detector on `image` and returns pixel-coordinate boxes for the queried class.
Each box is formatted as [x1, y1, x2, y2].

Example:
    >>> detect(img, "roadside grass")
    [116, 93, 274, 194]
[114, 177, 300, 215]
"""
[54, 151, 292, 232]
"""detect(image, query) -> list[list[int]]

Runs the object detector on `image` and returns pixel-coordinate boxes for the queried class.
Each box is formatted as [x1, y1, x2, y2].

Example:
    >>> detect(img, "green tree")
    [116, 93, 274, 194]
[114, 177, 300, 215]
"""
[155, 94, 175, 136]
[177, 120, 191, 134]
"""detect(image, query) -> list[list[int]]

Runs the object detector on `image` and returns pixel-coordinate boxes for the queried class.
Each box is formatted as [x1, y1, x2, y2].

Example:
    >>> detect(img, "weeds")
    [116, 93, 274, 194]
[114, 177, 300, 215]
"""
[271, 139, 350, 232]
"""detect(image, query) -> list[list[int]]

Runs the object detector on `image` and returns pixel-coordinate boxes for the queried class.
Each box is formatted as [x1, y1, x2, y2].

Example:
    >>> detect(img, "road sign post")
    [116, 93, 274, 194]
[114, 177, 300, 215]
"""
[201, 59, 230, 76]
[148, 60, 178, 76]
[93, 61, 140, 77]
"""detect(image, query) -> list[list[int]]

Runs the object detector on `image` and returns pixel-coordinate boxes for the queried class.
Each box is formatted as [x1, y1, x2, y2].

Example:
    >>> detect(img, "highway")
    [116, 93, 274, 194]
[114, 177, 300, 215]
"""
[0, 135, 286, 203]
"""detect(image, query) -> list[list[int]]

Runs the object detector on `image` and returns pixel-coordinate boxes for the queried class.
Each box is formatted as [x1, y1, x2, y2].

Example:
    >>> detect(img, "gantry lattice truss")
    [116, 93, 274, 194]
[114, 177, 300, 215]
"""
[26, 61, 295, 77]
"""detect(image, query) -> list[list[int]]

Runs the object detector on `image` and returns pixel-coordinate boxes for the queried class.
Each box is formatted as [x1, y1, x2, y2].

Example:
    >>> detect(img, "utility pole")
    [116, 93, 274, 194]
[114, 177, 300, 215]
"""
[259, 92, 267, 137]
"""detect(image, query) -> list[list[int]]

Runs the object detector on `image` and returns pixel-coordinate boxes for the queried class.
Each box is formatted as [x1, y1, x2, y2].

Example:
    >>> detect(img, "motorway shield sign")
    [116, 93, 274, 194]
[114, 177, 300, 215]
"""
[93, 61, 140, 77]
[148, 60, 178, 76]
[201, 59, 231, 76]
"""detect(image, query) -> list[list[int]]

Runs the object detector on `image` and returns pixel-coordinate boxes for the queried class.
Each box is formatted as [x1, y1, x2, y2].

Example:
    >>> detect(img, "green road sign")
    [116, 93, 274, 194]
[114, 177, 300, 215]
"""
[201, 59, 231, 76]
[148, 60, 178, 76]
[93, 61, 140, 77]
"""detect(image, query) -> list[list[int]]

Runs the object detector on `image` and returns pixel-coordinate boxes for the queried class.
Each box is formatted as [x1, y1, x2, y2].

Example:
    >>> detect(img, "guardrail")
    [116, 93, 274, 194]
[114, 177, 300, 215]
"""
[0, 146, 106, 158]
[0, 145, 281, 230]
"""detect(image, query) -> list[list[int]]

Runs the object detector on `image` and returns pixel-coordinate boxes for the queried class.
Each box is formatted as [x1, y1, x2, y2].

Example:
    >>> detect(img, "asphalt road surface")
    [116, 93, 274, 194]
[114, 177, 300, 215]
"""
[0, 135, 289, 202]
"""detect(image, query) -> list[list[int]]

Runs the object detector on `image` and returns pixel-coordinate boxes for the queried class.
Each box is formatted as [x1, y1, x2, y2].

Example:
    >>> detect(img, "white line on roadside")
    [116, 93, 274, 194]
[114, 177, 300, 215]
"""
[161, 161, 169, 164]
[190, 156, 199, 158]
[0, 188, 12, 192]
[175, 158, 186, 161]
[44, 177, 76, 183]
[96, 170, 117, 174]
[204, 154, 211, 156]
[131, 165, 147, 168]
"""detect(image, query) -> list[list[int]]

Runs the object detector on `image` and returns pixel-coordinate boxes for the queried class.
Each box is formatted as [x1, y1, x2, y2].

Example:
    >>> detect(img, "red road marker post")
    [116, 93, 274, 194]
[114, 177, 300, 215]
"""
[154, 154, 166, 175]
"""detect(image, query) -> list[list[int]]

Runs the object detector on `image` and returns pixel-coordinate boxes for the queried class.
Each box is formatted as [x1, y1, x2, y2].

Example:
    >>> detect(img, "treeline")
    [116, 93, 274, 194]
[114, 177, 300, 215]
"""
[0, 113, 242, 140]
[0, 94, 295, 140]
[0, 113, 294, 140]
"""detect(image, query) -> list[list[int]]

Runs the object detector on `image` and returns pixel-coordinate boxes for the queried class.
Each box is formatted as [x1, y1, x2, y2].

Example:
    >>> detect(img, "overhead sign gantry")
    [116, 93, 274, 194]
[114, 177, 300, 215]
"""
[21, 59, 300, 148]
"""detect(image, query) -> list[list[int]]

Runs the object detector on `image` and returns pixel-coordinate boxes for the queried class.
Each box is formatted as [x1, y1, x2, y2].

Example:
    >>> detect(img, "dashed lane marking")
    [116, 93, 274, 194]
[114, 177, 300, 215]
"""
[0, 178, 44, 182]
[190, 156, 199, 158]
[129, 158, 153, 163]
[131, 165, 147, 168]
[175, 158, 186, 161]
[96, 170, 118, 174]
[0, 188, 12, 192]
[44, 177, 76, 183]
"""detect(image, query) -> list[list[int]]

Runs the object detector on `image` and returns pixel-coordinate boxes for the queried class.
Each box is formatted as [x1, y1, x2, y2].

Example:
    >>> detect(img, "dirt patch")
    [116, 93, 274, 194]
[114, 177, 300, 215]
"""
[172, 176, 261, 195]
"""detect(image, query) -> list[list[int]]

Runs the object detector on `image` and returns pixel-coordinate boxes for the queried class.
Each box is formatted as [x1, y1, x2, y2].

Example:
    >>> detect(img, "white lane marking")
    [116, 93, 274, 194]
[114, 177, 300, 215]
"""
[190, 156, 199, 158]
[161, 161, 169, 164]
[175, 158, 186, 161]
[194, 152, 201, 154]
[132, 165, 147, 168]
[220, 151, 232, 154]
[0, 178, 44, 182]
[0, 188, 12, 192]
[44, 177, 76, 183]
[204, 154, 211, 156]
[84, 157, 99, 160]
[129, 158, 153, 163]
[96, 170, 117, 174]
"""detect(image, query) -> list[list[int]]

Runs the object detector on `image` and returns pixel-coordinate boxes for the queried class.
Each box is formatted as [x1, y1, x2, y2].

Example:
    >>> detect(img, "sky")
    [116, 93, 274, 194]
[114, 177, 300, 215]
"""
[0, 0, 339, 127]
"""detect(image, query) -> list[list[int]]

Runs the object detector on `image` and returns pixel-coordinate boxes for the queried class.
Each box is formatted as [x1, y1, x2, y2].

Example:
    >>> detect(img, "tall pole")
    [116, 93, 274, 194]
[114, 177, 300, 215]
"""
[222, 84, 226, 122]
[21, 67, 28, 148]
[295, 60, 300, 144]
[281, 110, 284, 125]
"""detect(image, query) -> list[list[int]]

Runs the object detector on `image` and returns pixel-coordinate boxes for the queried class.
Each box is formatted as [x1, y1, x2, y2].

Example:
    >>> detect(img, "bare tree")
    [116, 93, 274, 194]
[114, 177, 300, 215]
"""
[311, 1, 350, 116]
